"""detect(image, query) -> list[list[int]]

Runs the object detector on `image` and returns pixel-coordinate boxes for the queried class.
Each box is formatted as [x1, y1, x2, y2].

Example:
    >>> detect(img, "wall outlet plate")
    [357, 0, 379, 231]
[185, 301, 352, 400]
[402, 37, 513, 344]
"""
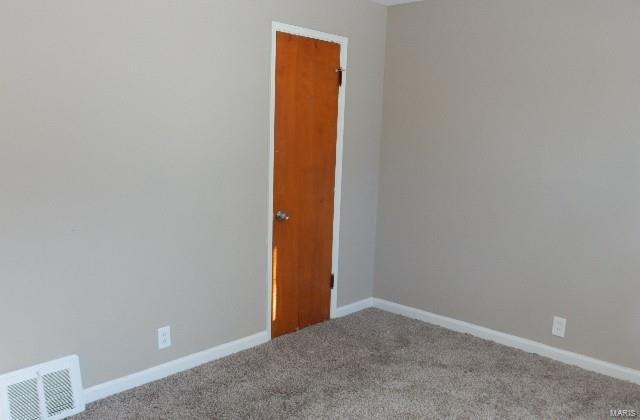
[552, 316, 567, 338]
[158, 326, 171, 350]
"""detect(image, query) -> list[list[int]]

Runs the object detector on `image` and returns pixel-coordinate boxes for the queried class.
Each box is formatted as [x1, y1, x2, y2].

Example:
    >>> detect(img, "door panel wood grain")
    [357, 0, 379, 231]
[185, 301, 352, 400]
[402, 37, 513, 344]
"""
[271, 32, 341, 338]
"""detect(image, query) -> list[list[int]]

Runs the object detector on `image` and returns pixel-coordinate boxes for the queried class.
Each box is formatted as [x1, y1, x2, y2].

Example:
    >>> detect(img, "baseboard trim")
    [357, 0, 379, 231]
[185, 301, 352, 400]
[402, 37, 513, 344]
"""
[333, 298, 374, 318]
[83, 298, 640, 405]
[83, 331, 269, 404]
[372, 298, 640, 385]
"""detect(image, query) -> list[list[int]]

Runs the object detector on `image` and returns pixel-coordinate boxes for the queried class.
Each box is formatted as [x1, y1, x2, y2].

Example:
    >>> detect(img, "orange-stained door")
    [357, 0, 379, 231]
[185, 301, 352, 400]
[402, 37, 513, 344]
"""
[271, 32, 341, 338]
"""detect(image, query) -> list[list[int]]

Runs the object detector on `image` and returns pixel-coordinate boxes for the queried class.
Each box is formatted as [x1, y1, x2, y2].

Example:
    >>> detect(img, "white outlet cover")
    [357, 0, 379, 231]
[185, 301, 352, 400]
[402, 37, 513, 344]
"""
[158, 326, 171, 350]
[552, 316, 567, 338]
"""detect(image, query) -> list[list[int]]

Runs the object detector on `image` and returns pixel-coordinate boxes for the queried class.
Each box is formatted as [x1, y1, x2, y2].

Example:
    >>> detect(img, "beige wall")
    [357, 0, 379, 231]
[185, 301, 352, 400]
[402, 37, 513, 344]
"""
[375, 0, 640, 370]
[0, 0, 386, 386]
[5, 0, 637, 390]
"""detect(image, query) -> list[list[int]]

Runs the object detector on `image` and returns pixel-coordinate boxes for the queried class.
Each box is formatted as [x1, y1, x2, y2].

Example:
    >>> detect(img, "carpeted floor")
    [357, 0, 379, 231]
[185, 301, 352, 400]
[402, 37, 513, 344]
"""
[74, 309, 640, 419]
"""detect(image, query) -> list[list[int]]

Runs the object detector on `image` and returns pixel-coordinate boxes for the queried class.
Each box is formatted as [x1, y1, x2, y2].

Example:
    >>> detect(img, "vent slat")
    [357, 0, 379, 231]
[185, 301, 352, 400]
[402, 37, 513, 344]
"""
[43, 369, 75, 416]
[7, 378, 40, 420]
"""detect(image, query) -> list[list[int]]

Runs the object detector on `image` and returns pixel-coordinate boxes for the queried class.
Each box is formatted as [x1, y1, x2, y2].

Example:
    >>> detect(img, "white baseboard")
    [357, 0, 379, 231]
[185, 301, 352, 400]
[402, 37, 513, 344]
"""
[83, 331, 269, 404]
[83, 298, 640, 406]
[333, 298, 374, 318]
[372, 298, 640, 385]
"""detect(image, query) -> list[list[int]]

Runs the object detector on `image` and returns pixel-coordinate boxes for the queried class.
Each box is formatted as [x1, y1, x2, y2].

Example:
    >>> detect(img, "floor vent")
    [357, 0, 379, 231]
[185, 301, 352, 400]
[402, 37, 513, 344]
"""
[0, 356, 85, 420]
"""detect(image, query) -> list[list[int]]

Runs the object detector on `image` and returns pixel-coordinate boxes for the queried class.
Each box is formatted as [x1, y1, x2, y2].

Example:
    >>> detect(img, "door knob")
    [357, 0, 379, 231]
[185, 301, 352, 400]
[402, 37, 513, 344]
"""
[275, 211, 290, 221]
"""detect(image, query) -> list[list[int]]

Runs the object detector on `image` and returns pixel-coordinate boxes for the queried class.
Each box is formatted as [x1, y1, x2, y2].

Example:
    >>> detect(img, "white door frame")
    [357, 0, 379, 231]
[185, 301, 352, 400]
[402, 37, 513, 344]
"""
[266, 21, 349, 337]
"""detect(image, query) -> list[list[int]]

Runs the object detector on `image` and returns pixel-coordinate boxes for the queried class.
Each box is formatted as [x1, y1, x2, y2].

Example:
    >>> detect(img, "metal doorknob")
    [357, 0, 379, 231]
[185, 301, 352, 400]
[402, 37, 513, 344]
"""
[275, 211, 290, 221]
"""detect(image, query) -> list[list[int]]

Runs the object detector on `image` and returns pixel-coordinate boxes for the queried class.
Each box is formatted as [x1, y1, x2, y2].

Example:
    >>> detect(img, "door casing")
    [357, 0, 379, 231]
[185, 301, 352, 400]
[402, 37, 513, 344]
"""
[266, 22, 348, 338]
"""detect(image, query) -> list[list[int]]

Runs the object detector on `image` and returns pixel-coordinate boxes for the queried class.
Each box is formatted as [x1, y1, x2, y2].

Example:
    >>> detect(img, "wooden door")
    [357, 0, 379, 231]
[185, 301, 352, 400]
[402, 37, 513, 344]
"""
[271, 32, 341, 338]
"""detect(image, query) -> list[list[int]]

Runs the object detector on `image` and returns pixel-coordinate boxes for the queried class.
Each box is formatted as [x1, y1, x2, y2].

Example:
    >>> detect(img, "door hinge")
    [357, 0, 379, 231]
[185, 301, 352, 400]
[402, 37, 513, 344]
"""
[336, 67, 344, 87]
[330, 273, 335, 289]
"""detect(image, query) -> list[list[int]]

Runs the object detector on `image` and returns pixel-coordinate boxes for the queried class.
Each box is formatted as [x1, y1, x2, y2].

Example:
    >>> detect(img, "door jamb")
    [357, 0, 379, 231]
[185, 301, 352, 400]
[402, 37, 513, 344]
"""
[266, 21, 349, 338]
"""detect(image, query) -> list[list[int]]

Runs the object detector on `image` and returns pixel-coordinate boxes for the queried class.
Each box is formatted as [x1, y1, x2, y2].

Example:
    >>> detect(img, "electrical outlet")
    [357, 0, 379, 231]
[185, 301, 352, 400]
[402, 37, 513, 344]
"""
[158, 326, 171, 350]
[552, 316, 567, 338]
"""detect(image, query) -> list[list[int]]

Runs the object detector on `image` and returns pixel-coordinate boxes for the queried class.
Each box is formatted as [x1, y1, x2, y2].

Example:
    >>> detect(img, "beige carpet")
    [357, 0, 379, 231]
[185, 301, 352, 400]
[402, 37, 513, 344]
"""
[75, 309, 640, 419]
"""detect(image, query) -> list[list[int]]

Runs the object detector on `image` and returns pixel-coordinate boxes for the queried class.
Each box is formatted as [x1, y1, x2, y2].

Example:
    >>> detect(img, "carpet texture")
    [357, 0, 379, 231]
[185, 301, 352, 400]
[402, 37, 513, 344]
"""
[75, 309, 640, 419]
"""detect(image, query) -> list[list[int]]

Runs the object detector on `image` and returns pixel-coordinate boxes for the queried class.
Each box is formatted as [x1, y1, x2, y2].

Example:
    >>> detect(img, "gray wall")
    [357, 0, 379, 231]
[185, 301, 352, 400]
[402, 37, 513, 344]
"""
[0, 0, 386, 386]
[376, 0, 640, 370]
